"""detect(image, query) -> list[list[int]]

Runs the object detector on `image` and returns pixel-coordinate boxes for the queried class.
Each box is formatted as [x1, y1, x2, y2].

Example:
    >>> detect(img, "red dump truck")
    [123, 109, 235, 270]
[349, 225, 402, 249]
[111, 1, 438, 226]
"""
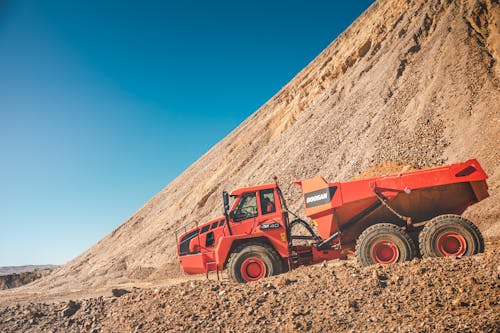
[176, 159, 489, 282]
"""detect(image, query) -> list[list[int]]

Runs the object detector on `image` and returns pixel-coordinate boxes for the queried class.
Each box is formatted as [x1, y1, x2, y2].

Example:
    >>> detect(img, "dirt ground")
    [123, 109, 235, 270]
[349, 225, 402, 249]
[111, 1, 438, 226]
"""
[0, 251, 498, 332]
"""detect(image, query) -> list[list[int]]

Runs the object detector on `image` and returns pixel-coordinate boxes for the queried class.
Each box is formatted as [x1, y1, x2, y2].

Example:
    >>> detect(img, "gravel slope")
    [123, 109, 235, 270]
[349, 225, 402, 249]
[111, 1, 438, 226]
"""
[1, 252, 498, 332]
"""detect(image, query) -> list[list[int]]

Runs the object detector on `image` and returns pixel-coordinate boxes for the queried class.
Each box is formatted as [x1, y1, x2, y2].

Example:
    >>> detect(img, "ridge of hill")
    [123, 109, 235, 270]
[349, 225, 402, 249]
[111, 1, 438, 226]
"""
[0, 265, 57, 277]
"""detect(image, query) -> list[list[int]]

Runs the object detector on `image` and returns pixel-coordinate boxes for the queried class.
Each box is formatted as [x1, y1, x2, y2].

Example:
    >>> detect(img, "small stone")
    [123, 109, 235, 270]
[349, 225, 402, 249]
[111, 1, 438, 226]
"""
[265, 283, 276, 289]
[348, 300, 359, 312]
[112, 288, 130, 297]
[62, 301, 81, 317]
[32, 311, 45, 318]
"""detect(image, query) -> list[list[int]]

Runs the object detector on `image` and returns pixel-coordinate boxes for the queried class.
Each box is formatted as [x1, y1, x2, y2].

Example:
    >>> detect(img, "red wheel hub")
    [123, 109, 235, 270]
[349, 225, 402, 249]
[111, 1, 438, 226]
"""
[436, 232, 467, 256]
[240, 258, 266, 282]
[371, 241, 399, 264]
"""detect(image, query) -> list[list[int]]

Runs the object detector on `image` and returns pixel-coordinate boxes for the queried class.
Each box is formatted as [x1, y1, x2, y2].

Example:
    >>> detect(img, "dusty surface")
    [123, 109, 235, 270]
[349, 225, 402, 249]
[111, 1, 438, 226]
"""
[0, 252, 498, 332]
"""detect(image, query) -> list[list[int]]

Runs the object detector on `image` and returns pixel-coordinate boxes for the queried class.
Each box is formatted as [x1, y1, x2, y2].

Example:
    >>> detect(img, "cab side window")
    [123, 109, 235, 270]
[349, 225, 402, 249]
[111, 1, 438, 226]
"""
[233, 193, 257, 221]
[260, 189, 276, 215]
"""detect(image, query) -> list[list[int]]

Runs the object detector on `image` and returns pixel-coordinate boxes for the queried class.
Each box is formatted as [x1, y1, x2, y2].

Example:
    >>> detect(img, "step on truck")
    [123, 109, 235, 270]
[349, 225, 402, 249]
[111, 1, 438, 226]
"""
[176, 159, 489, 282]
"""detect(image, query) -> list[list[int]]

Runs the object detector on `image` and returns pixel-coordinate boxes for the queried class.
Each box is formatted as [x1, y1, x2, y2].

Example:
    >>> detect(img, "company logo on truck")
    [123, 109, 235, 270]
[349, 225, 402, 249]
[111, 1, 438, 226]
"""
[304, 186, 337, 208]
[259, 222, 281, 230]
[306, 193, 328, 204]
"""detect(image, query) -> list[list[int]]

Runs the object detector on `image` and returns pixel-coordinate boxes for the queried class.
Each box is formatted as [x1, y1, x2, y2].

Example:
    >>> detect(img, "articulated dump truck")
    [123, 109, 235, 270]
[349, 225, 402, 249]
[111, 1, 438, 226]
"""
[176, 159, 489, 282]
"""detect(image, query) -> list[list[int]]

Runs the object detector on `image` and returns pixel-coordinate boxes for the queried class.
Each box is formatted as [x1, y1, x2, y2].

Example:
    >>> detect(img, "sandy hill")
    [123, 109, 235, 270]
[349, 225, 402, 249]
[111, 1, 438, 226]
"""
[31, 0, 500, 291]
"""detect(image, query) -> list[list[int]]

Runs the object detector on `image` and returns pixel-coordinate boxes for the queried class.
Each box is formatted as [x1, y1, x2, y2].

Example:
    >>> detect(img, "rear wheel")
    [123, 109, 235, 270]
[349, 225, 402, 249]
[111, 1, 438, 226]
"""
[419, 214, 484, 258]
[227, 243, 282, 283]
[356, 223, 416, 267]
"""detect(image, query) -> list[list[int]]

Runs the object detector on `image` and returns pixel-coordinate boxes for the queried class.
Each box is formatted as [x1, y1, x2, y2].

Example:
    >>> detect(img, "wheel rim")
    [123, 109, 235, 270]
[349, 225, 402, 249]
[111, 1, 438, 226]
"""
[371, 241, 399, 264]
[240, 258, 266, 281]
[436, 232, 467, 256]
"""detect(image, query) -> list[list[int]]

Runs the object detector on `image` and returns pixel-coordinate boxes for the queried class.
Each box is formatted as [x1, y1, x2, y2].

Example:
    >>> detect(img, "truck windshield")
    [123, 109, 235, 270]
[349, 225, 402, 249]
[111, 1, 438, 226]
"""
[233, 193, 257, 221]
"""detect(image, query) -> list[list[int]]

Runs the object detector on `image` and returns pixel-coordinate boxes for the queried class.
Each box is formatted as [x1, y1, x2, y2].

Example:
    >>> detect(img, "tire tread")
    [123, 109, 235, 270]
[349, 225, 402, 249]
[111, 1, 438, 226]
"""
[227, 241, 282, 282]
[355, 223, 416, 267]
[419, 214, 484, 258]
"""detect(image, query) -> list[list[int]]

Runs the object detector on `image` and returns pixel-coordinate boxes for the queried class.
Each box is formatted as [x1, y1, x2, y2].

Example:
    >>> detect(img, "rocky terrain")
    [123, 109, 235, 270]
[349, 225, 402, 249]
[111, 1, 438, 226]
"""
[0, 268, 55, 291]
[0, 252, 498, 332]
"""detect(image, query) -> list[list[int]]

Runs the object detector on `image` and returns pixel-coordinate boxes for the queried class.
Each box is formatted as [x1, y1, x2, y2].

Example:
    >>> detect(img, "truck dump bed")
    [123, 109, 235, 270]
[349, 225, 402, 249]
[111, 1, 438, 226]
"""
[294, 159, 489, 244]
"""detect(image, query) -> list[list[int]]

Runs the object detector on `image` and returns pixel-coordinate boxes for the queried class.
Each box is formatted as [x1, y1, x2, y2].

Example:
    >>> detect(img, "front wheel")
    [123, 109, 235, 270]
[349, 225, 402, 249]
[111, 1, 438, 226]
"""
[227, 243, 283, 283]
[418, 214, 484, 258]
[356, 223, 416, 267]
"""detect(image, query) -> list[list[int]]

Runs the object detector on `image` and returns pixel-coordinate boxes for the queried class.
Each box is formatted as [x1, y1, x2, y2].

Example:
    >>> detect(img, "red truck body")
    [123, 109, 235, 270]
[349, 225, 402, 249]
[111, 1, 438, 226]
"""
[177, 159, 489, 281]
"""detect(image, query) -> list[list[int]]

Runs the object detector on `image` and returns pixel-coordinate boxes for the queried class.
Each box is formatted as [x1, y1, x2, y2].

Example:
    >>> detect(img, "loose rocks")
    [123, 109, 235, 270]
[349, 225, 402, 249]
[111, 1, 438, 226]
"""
[0, 252, 498, 332]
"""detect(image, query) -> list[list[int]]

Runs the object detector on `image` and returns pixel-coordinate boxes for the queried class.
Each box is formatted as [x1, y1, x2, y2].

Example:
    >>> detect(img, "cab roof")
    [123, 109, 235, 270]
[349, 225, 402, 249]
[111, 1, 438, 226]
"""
[230, 182, 277, 196]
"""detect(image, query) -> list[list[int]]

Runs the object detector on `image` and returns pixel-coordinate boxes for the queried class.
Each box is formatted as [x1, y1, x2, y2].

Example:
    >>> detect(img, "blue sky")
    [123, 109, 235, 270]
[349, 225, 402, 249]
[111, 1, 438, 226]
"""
[0, 0, 375, 266]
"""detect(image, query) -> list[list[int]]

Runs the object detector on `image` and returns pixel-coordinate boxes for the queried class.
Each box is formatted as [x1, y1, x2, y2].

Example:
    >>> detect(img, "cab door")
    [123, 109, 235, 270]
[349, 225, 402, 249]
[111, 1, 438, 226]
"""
[256, 189, 284, 234]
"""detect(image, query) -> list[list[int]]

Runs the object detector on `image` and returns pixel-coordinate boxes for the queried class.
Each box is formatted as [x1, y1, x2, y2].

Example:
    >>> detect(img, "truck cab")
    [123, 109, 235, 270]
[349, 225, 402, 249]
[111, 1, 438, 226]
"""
[177, 183, 290, 279]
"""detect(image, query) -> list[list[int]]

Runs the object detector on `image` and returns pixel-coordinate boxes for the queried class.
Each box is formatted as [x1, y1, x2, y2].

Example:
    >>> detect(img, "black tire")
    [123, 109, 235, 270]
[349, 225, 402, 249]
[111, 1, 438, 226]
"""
[227, 242, 283, 283]
[419, 214, 484, 258]
[356, 223, 416, 267]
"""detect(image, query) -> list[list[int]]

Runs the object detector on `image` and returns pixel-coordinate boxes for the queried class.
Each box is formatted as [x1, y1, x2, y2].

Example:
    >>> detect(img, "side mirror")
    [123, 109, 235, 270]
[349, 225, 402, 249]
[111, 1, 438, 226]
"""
[222, 191, 229, 212]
